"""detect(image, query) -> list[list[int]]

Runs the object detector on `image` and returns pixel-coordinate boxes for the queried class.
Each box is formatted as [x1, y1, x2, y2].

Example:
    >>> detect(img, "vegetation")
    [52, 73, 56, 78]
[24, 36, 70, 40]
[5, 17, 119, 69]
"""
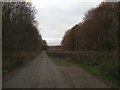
[2, 2, 45, 51]
[2, 1, 47, 75]
[2, 1, 119, 87]
[61, 2, 118, 51]
[60, 1, 119, 87]
[47, 51, 119, 87]
[2, 51, 40, 76]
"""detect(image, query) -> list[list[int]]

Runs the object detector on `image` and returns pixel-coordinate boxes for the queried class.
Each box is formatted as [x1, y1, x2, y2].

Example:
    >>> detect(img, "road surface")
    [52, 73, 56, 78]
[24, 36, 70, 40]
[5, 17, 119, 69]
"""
[3, 51, 110, 88]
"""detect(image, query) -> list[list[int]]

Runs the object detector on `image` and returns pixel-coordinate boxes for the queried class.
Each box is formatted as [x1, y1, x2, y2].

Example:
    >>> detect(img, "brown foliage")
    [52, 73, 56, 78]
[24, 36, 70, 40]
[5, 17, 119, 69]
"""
[61, 2, 118, 51]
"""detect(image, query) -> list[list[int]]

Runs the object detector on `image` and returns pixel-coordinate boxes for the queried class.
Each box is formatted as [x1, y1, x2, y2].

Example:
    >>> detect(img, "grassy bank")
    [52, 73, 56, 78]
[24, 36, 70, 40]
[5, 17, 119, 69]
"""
[47, 51, 119, 87]
[2, 50, 41, 76]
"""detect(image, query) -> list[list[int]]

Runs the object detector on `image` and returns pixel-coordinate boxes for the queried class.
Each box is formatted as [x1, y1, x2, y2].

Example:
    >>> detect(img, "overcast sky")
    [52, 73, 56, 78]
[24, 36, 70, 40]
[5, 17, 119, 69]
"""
[31, 0, 103, 46]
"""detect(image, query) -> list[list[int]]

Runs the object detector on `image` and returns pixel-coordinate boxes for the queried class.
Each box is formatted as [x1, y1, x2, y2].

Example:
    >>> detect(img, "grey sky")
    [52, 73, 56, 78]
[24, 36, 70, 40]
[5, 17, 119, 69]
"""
[31, 0, 103, 46]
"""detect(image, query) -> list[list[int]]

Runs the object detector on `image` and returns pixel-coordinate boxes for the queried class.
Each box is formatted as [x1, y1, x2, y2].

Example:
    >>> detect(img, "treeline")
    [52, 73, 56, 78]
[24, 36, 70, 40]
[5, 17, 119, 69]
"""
[2, 1, 47, 75]
[2, 1, 47, 51]
[61, 2, 118, 51]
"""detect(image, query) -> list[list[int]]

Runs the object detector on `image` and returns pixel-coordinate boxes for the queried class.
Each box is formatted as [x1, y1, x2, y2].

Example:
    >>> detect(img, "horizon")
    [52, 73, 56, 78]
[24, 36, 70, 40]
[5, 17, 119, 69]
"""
[31, 0, 103, 46]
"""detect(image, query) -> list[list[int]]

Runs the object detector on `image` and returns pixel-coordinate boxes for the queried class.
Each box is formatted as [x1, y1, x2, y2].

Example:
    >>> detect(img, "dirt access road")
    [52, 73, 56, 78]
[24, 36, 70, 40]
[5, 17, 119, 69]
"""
[3, 51, 110, 88]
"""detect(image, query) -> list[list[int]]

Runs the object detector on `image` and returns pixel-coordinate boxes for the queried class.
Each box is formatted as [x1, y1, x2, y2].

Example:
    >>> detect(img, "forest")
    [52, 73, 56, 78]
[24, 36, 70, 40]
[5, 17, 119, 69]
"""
[2, 1, 120, 87]
[61, 2, 119, 52]
[59, 2, 119, 86]
[2, 2, 47, 75]
[2, 2, 47, 51]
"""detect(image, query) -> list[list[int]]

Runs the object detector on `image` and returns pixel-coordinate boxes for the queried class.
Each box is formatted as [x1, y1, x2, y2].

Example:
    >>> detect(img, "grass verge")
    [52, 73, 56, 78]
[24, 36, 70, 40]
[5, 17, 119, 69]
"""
[2, 50, 41, 76]
[47, 51, 119, 87]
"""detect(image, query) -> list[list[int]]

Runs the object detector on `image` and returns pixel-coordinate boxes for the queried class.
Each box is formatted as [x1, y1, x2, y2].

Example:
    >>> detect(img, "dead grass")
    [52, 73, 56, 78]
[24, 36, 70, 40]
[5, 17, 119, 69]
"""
[47, 51, 119, 87]
[2, 50, 41, 76]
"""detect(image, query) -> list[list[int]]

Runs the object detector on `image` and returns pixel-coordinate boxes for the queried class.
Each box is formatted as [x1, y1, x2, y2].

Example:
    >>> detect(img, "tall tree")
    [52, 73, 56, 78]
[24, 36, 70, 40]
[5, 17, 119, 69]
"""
[2, 2, 45, 51]
[61, 2, 118, 51]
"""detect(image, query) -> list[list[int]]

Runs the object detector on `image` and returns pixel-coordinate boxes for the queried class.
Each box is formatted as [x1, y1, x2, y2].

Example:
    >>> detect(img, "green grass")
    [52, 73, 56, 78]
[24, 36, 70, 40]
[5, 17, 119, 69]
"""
[47, 51, 119, 87]
[79, 64, 119, 87]
[80, 65, 102, 76]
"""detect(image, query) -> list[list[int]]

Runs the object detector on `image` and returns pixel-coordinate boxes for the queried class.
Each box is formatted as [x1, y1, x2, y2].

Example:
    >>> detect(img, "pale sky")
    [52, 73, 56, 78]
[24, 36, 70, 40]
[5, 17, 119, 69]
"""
[31, 0, 104, 46]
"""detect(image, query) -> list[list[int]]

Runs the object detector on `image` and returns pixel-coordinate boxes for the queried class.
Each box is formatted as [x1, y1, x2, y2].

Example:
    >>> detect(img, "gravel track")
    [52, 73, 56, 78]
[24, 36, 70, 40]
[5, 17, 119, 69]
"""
[3, 51, 110, 88]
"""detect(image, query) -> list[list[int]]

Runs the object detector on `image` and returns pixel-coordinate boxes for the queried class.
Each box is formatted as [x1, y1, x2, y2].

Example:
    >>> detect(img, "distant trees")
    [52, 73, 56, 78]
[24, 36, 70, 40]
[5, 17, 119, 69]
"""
[61, 2, 118, 51]
[2, 2, 46, 51]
